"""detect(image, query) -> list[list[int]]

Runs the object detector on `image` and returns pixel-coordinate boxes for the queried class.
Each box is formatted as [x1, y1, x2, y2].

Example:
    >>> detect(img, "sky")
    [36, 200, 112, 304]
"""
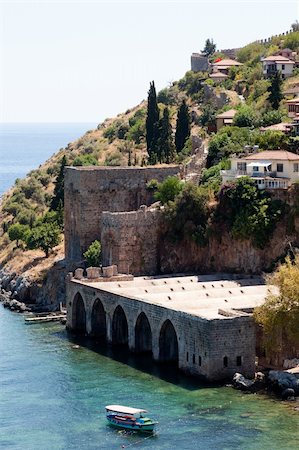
[0, 0, 298, 123]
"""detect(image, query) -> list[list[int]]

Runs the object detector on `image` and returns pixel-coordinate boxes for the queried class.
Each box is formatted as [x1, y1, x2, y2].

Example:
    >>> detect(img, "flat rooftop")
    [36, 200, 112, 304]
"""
[72, 274, 277, 320]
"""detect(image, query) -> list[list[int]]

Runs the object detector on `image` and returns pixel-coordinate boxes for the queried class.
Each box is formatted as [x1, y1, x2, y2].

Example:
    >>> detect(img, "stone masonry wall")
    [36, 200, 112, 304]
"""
[64, 165, 180, 262]
[66, 279, 256, 381]
[101, 207, 161, 275]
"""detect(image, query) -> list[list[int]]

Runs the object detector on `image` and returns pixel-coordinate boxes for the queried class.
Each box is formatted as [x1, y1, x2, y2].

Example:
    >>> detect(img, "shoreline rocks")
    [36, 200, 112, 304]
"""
[233, 370, 299, 401]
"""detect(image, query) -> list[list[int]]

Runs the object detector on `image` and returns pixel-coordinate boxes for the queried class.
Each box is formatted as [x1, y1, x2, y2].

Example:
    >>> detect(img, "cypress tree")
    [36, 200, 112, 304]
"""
[158, 107, 176, 163]
[268, 72, 283, 110]
[146, 81, 159, 163]
[175, 100, 190, 153]
[50, 155, 67, 211]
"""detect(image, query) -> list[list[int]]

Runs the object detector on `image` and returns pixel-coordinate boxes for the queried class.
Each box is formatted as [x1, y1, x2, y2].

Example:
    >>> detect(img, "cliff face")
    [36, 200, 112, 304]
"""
[159, 219, 299, 275]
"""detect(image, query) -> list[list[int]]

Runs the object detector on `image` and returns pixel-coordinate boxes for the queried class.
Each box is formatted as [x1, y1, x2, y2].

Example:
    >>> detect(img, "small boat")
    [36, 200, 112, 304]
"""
[105, 405, 158, 433]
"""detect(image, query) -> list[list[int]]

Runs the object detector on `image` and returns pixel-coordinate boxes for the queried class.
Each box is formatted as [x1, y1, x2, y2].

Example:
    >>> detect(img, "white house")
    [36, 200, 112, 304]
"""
[221, 150, 299, 189]
[262, 55, 295, 79]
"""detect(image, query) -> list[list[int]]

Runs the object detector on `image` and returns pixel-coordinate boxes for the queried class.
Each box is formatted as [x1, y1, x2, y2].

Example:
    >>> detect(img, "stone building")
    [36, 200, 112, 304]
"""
[64, 165, 180, 262]
[191, 53, 209, 72]
[66, 273, 268, 381]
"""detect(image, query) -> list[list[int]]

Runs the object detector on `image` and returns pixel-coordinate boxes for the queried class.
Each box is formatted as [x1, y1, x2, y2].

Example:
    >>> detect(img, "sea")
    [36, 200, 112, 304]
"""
[0, 124, 299, 450]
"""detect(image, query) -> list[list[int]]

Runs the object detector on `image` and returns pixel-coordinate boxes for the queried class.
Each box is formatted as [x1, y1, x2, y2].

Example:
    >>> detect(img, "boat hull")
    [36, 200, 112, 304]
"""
[107, 416, 156, 433]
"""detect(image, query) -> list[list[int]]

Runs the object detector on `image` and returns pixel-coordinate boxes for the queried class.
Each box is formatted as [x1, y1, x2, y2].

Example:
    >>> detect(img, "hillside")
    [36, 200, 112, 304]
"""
[1, 28, 299, 308]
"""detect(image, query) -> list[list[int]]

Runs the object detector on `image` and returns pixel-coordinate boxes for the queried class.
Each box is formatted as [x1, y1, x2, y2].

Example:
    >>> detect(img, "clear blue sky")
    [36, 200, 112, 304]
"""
[0, 0, 298, 123]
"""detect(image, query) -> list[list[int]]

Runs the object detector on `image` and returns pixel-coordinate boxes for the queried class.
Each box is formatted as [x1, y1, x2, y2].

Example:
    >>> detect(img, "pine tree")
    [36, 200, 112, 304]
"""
[146, 81, 160, 163]
[202, 38, 216, 57]
[175, 100, 190, 153]
[158, 107, 176, 163]
[268, 72, 283, 110]
[50, 155, 67, 211]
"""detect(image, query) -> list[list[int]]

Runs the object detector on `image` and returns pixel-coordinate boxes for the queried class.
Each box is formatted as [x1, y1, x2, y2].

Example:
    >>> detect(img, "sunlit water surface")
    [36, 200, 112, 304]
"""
[0, 308, 299, 450]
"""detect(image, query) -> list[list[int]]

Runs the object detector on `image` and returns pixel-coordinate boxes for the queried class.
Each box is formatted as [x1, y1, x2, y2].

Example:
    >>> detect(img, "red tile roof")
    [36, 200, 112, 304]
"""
[216, 109, 237, 119]
[262, 55, 295, 63]
[213, 59, 243, 67]
[245, 150, 299, 161]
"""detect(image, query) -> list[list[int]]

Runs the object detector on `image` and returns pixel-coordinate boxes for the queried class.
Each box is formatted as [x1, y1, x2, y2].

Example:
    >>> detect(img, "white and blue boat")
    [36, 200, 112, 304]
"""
[105, 405, 158, 433]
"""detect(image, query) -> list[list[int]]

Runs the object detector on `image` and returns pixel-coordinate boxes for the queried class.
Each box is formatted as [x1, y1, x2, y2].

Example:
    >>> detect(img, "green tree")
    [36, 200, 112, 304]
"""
[157, 107, 176, 163]
[8, 223, 29, 248]
[154, 176, 184, 204]
[26, 222, 62, 257]
[268, 72, 283, 110]
[146, 81, 160, 163]
[50, 155, 67, 211]
[175, 100, 190, 153]
[233, 105, 258, 128]
[83, 240, 102, 267]
[254, 256, 299, 358]
[202, 38, 216, 57]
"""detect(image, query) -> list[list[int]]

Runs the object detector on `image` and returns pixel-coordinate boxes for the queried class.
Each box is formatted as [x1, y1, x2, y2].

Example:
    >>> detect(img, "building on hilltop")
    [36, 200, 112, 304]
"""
[216, 109, 237, 131]
[190, 53, 209, 72]
[64, 165, 180, 263]
[262, 55, 295, 79]
[211, 58, 243, 75]
[221, 150, 299, 189]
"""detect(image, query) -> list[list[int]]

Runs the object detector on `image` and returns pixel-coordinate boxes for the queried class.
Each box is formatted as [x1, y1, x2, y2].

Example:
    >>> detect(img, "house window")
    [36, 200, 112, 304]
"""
[192, 354, 195, 364]
[282, 64, 285, 70]
[252, 166, 259, 172]
[294, 163, 299, 173]
[236, 356, 242, 366]
[223, 356, 228, 368]
[199, 355, 202, 366]
[277, 163, 284, 172]
[237, 162, 246, 171]
[186, 352, 189, 362]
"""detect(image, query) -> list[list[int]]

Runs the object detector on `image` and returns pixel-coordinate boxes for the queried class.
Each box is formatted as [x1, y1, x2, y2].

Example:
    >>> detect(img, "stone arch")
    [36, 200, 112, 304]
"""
[91, 298, 107, 340]
[135, 312, 152, 354]
[159, 319, 178, 363]
[72, 292, 86, 334]
[112, 305, 128, 346]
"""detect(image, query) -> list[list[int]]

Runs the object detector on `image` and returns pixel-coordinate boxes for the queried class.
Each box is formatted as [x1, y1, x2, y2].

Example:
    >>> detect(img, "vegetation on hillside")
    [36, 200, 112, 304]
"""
[1, 24, 299, 276]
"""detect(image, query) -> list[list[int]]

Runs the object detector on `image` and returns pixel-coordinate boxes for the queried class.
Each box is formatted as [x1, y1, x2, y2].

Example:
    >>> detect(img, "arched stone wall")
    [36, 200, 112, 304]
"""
[91, 298, 107, 340]
[112, 305, 129, 346]
[159, 319, 179, 363]
[135, 312, 152, 354]
[72, 292, 86, 334]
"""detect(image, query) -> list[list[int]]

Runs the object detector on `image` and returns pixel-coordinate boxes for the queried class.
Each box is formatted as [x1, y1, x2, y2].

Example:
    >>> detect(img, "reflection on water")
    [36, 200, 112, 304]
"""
[1, 307, 299, 450]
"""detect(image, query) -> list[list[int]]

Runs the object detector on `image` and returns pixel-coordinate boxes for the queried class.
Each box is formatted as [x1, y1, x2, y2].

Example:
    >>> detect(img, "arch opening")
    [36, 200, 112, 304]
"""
[135, 312, 152, 354]
[72, 292, 86, 334]
[112, 305, 128, 346]
[91, 298, 107, 340]
[159, 319, 178, 364]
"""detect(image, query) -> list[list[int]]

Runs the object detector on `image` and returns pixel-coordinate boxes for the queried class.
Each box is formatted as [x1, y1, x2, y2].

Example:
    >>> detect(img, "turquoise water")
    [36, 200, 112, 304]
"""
[0, 307, 299, 450]
[0, 123, 96, 197]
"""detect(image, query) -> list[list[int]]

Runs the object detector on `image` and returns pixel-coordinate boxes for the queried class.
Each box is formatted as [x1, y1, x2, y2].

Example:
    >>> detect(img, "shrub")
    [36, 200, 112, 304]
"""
[215, 177, 284, 248]
[163, 183, 209, 245]
[84, 240, 101, 267]
[154, 176, 184, 205]
[261, 110, 283, 127]
[104, 151, 123, 166]
[73, 154, 98, 166]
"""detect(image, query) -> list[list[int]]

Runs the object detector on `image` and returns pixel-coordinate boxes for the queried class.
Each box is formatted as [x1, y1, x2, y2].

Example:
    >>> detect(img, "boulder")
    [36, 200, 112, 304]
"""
[232, 373, 255, 391]
[281, 388, 295, 401]
[268, 370, 299, 395]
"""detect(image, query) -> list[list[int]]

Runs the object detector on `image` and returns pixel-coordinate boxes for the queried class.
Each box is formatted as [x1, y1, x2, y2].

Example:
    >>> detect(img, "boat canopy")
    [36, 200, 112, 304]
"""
[105, 405, 148, 415]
